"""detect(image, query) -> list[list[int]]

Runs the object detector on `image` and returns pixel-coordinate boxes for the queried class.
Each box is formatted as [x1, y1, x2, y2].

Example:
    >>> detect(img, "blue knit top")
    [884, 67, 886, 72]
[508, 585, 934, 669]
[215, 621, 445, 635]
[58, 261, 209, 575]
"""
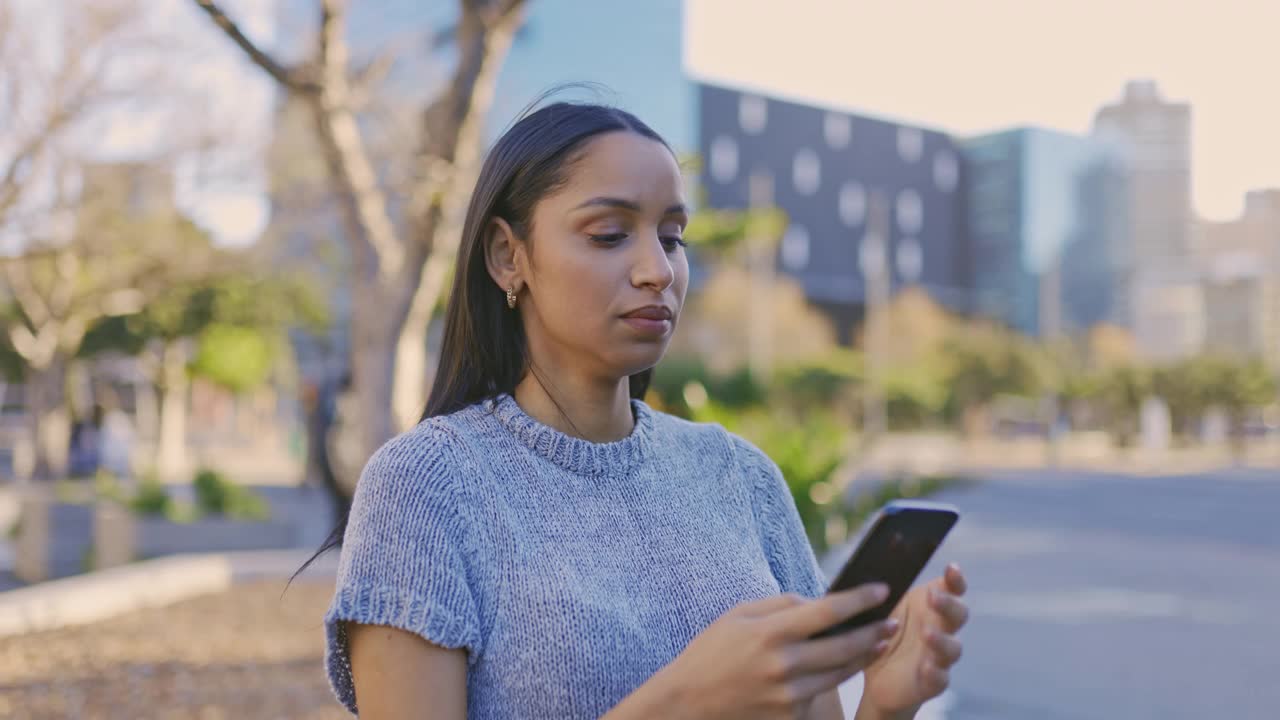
[324, 392, 828, 718]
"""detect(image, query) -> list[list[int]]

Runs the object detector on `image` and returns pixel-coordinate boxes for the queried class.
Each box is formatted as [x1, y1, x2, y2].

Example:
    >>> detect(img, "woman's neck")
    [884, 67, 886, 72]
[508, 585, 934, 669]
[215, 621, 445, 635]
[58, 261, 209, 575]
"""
[512, 374, 635, 443]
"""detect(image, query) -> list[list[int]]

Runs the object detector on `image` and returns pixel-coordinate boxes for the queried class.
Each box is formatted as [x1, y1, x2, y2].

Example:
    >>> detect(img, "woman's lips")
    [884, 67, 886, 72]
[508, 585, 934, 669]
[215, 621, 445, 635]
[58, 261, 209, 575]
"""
[621, 316, 672, 336]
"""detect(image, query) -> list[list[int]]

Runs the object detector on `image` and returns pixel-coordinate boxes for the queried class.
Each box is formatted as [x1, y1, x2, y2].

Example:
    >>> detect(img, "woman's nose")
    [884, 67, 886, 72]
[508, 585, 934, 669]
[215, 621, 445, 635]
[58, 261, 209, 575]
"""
[631, 233, 676, 290]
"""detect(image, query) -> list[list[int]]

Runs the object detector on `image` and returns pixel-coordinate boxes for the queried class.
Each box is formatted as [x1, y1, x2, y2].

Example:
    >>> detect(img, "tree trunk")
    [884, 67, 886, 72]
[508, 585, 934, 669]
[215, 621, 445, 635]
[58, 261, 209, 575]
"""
[349, 289, 399, 477]
[155, 340, 189, 482]
[27, 355, 70, 482]
[191, 0, 528, 496]
[1228, 410, 1247, 465]
[391, 252, 448, 432]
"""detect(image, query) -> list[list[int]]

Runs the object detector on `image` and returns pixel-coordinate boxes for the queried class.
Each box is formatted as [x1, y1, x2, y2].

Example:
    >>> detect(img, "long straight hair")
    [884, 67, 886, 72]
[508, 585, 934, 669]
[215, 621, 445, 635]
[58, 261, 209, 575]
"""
[288, 101, 672, 584]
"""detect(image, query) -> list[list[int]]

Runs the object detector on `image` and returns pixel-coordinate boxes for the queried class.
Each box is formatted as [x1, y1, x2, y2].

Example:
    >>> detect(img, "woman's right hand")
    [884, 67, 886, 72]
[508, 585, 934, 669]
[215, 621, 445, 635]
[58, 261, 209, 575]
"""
[658, 584, 901, 720]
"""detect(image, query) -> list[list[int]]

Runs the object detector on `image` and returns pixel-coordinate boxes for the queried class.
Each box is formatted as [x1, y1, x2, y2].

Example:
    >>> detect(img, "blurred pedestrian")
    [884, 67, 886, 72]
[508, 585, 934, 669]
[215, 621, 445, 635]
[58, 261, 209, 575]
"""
[67, 404, 103, 478]
[295, 100, 970, 720]
[97, 389, 135, 484]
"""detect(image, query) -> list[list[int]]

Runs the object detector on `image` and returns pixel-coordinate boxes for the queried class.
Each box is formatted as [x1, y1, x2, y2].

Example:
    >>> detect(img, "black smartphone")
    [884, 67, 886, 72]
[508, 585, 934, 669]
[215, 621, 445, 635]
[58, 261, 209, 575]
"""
[809, 499, 959, 640]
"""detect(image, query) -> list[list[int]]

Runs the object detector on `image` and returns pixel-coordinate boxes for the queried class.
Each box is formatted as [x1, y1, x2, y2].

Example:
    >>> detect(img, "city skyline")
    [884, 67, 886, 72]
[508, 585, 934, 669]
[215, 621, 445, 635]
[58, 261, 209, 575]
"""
[686, 0, 1280, 221]
[11, 1, 1272, 250]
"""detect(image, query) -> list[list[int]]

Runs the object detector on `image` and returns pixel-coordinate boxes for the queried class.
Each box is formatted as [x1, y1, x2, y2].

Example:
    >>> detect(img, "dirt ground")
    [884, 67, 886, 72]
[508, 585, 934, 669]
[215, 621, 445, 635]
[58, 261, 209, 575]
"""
[0, 579, 349, 719]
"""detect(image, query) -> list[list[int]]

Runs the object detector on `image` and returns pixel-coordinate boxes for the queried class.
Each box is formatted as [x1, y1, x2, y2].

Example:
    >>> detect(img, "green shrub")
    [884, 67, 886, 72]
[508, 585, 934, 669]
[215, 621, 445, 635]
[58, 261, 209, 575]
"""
[128, 475, 171, 516]
[651, 358, 767, 417]
[649, 357, 715, 418]
[714, 367, 767, 409]
[772, 350, 863, 413]
[193, 468, 269, 521]
[882, 364, 950, 431]
[194, 468, 230, 514]
[93, 470, 128, 504]
[163, 500, 202, 524]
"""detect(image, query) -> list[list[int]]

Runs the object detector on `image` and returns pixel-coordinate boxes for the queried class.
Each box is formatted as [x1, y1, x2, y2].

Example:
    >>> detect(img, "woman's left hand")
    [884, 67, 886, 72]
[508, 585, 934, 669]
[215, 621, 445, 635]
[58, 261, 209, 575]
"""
[860, 563, 969, 717]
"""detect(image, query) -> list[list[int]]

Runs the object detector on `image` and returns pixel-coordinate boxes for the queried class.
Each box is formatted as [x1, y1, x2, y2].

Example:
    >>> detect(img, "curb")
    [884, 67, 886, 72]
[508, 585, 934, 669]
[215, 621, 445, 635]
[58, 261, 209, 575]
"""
[0, 548, 339, 638]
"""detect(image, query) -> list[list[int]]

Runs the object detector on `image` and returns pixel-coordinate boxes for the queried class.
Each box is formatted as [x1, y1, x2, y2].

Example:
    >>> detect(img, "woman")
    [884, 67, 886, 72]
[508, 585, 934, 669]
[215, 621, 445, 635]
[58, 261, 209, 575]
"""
[313, 101, 969, 719]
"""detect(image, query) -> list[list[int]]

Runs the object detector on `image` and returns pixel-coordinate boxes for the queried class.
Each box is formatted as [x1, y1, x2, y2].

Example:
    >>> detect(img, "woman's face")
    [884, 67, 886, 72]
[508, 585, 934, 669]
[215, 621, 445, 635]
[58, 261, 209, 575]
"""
[512, 130, 690, 383]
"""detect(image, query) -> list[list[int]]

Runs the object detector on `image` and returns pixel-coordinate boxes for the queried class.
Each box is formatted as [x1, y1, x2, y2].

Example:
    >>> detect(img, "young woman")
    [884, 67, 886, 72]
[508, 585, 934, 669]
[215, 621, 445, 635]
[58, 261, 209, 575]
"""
[316, 102, 969, 719]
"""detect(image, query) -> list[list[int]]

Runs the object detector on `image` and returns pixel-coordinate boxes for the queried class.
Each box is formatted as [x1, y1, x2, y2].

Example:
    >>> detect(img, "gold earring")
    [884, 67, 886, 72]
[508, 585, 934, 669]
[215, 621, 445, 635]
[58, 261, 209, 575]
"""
[506, 286, 517, 309]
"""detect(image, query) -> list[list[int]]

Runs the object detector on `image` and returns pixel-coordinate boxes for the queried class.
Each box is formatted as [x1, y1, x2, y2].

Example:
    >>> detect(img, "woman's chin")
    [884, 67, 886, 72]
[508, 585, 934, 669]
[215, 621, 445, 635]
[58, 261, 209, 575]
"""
[614, 350, 667, 379]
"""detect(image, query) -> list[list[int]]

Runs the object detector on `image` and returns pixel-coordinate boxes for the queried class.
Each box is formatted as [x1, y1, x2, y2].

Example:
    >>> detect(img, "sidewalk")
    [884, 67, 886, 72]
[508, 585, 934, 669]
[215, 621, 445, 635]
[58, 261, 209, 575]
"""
[0, 548, 338, 637]
[837, 432, 1280, 484]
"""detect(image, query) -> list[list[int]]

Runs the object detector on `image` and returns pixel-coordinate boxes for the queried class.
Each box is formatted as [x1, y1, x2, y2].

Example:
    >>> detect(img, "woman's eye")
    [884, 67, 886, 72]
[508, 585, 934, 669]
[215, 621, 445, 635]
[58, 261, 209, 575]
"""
[589, 232, 686, 250]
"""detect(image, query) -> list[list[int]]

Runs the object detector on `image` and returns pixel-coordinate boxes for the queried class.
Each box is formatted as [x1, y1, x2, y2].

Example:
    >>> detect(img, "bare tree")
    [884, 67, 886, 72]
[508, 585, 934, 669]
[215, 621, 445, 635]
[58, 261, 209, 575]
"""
[0, 0, 219, 481]
[1, 167, 242, 481]
[192, 0, 527, 487]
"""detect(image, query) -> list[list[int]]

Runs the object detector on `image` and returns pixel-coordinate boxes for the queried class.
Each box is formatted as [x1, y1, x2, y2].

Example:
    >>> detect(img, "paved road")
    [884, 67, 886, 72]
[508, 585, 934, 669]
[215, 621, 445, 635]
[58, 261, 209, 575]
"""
[830, 468, 1280, 720]
[6, 471, 1277, 718]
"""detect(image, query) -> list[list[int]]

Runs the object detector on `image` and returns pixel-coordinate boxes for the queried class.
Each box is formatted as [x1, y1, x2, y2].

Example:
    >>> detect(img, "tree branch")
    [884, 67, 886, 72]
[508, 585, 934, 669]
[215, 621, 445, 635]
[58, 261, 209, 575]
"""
[408, 0, 526, 265]
[309, 0, 404, 280]
[1, 257, 52, 327]
[0, 21, 120, 223]
[349, 33, 421, 109]
[8, 322, 58, 368]
[191, 0, 318, 93]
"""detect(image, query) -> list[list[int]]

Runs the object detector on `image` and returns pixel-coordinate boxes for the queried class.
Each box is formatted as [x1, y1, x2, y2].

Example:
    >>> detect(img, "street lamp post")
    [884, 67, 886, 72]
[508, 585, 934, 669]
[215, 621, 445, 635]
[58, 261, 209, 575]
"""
[859, 190, 891, 440]
[748, 170, 776, 384]
[1040, 252, 1063, 467]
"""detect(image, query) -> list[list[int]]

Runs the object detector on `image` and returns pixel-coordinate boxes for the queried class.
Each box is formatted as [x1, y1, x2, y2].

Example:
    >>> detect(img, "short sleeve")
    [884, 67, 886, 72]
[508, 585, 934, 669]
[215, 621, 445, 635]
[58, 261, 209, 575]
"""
[323, 425, 483, 716]
[732, 435, 829, 600]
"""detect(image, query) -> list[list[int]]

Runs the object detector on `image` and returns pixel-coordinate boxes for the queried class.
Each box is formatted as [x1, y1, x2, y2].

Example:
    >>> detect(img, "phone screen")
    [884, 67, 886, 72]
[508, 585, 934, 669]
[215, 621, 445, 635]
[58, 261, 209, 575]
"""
[809, 501, 958, 640]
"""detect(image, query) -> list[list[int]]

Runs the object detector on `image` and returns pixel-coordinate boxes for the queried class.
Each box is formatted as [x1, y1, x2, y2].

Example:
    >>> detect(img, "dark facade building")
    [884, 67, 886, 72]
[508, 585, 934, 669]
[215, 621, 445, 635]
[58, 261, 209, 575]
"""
[696, 83, 970, 344]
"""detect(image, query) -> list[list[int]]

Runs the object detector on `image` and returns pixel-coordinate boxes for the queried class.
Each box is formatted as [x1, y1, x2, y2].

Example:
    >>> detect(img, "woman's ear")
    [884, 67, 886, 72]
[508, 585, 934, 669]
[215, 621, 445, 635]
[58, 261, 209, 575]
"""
[483, 216, 524, 292]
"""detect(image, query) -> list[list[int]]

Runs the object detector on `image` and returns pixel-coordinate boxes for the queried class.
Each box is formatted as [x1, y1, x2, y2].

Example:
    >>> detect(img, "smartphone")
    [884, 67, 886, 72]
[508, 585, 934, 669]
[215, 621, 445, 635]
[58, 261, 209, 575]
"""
[809, 499, 959, 640]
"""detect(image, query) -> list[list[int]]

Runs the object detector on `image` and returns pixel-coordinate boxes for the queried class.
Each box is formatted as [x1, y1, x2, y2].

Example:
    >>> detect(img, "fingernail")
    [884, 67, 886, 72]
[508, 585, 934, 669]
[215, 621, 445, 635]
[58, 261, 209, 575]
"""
[874, 639, 890, 653]
[884, 618, 900, 634]
[872, 584, 890, 602]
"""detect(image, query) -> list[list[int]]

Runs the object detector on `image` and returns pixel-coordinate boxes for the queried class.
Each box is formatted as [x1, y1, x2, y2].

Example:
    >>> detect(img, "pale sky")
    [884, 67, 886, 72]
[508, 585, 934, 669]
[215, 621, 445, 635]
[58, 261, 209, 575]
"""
[0, 0, 275, 250]
[685, 0, 1280, 221]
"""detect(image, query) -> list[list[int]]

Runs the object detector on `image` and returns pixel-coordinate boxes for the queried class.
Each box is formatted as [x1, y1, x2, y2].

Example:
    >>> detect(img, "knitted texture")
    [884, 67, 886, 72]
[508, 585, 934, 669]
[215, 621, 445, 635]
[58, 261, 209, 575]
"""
[324, 392, 828, 717]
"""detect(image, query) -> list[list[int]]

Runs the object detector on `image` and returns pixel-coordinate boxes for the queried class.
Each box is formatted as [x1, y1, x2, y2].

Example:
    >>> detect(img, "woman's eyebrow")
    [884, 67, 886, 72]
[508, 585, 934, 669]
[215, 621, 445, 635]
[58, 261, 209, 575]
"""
[572, 197, 687, 216]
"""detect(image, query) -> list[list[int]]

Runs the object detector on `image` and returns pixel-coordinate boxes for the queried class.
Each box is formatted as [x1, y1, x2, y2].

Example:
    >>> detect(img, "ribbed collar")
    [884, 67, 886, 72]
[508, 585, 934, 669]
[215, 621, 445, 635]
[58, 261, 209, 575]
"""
[485, 392, 654, 478]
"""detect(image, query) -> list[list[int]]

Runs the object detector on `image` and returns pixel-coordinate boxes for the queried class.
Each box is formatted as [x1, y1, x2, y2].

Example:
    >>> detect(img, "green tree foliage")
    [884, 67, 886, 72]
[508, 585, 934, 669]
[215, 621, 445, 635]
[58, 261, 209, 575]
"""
[1096, 365, 1152, 446]
[771, 350, 863, 415]
[81, 271, 327, 392]
[683, 206, 788, 260]
[188, 324, 277, 394]
[941, 325, 1053, 421]
[0, 328, 23, 382]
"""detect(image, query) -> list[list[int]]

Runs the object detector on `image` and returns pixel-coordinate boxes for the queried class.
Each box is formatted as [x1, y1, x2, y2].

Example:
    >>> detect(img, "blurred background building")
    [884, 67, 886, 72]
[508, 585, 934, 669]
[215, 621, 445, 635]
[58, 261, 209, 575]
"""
[254, 5, 1280, 378]
[1093, 80, 1200, 361]
[963, 127, 1129, 338]
[697, 83, 969, 346]
[1194, 189, 1280, 368]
